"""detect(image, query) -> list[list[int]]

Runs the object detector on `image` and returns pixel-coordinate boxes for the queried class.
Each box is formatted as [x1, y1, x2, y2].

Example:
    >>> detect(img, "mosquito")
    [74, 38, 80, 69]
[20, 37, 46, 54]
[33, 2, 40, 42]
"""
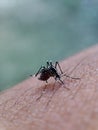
[30, 61, 80, 101]
[34, 61, 80, 84]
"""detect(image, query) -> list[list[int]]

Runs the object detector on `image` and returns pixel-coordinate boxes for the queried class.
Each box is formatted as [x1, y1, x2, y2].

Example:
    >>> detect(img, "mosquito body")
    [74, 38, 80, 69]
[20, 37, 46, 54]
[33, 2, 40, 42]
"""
[35, 61, 64, 84]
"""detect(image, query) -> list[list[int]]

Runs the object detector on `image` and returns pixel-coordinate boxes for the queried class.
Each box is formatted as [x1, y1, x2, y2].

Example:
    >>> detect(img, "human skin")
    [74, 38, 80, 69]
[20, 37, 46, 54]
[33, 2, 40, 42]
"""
[0, 45, 98, 130]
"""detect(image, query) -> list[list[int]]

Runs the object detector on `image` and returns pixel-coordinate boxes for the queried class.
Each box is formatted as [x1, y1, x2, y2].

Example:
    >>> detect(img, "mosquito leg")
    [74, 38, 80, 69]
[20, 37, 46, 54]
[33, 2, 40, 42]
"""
[46, 80, 48, 83]
[36, 93, 43, 101]
[36, 85, 47, 101]
[58, 78, 64, 84]
[46, 81, 69, 107]
[46, 61, 50, 68]
[62, 73, 80, 80]
[46, 83, 59, 106]
[55, 61, 63, 74]
[58, 78, 70, 90]
[55, 77, 70, 90]
[35, 66, 43, 76]
[36, 91, 43, 101]
[50, 61, 53, 67]
[62, 83, 70, 90]
[54, 61, 57, 68]
[62, 57, 87, 80]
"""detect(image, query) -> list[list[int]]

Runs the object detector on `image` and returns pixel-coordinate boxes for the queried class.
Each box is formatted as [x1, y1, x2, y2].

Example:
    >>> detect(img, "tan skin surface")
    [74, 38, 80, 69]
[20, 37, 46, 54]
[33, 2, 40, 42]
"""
[0, 45, 98, 130]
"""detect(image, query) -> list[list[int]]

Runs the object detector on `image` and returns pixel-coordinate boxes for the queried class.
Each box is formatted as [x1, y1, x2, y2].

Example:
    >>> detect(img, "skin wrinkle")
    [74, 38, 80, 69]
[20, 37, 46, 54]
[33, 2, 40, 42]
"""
[0, 86, 34, 115]
[0, 45, 98, 130]
[0, 78, 45, 117]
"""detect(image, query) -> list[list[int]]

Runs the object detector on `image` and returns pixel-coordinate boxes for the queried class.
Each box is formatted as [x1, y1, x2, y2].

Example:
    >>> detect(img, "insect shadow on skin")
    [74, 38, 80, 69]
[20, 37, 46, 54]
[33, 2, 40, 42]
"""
[30, 61, 80, 101]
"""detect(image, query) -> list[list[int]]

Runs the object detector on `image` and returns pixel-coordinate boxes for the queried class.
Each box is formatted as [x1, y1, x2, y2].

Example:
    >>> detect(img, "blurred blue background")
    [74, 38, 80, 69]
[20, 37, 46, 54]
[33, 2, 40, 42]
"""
[0, 0, 98, 90]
